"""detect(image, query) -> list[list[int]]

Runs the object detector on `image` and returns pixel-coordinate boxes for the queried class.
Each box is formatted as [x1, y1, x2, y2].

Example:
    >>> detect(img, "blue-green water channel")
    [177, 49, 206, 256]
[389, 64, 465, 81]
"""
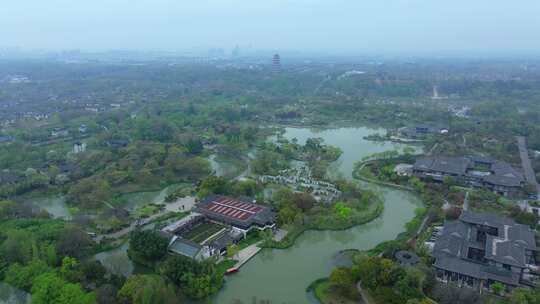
[204, 126, 423, 304]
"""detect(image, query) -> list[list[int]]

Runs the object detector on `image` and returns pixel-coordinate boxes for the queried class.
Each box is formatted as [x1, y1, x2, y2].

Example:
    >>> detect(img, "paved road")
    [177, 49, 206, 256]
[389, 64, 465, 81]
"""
[356, 282, 370, 304]
[95, 196, 196, 243]
[517, 136, 540, 197]
[463, 191, 470, 211]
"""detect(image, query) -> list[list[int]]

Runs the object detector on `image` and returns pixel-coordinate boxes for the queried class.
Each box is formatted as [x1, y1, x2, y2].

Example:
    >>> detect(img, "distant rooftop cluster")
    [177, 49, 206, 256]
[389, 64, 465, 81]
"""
[399, 125, 449, 139]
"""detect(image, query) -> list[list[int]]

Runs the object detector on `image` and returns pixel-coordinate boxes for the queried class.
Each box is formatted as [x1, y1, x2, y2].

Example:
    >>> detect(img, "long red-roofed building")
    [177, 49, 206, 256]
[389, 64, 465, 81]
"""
[195, 195, 276, 232]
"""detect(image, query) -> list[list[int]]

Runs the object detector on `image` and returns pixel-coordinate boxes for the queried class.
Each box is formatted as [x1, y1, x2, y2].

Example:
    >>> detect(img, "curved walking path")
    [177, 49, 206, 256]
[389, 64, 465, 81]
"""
[356, 282, 372, 304]
[95, 197, 196, 243]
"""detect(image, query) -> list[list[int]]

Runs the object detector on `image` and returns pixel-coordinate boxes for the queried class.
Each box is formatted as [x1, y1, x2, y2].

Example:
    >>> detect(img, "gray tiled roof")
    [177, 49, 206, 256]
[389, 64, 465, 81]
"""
[460, 211, 514, 227]
[414, 156, 470, 175]
[414, 156, 525, 188]
[168, 237, 202, 259]
[433, 211, 537, 286]
[435, 255, 520, 286]
[485, 234, 526, 267]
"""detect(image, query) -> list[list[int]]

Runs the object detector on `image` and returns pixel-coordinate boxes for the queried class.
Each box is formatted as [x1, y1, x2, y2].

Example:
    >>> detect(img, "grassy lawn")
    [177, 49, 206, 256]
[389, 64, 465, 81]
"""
[134, 204, 162, 218]
[183, 222, 225, 243]
[236, 230, 263, 250]
[216, 259, 238, 276]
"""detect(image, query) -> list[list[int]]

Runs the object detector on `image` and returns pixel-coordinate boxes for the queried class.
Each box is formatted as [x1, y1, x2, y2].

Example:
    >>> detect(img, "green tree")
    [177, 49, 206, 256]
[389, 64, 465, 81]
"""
[508, 286, 540, 304]
[0, 229, 34, 264]
[129, 230, 168, 262]
[395, 268, 425, 300]
[278, 206, 297, 225]
[31, 272, 64, 303]
[409, 177, 425, 192]
[118, 274, 177, 304]
[329, 267, 354, 292]
[226, 244, 239, 259]
[56, 226, 93, 259]
[159, 255, 223, 299]
[334, 203, 353, 219]
[57, 283, 96, 304]
[4, 260, 50, 290]
[184, 136, 204, 154]
[68, 178, 112, 209]
[491, 282, 504, 295]
[232, 179, 259, 197]
[32, 272, 95, 304]
[60, 256, 83, 283]
[197, 175, 230, 198]
[251, 150, 288, 175]
[293, 192, 316, 212]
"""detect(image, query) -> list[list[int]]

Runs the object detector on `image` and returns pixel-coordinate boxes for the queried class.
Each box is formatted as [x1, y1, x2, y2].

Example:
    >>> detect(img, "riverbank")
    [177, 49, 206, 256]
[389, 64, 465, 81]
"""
[352, 160, 415, 192]
[263, 199, 384, 249]
[307, 278, 361, 304]
[307, 207, 430, 304]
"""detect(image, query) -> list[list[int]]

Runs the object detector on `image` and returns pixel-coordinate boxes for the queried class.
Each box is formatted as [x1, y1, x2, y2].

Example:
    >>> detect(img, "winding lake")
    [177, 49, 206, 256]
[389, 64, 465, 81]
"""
[279, 126, 421, 179]
[205, 126, 423, 304]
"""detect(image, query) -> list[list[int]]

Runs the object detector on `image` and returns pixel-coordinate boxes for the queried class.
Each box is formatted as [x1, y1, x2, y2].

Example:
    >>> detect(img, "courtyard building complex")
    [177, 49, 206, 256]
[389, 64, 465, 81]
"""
[161, 195, 276, 260]
[413, 156, 525, 197]
[432, 211, 538, 292]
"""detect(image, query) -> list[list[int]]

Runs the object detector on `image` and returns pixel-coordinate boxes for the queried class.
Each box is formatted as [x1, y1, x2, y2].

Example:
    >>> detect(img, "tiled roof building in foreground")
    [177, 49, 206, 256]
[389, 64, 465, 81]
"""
[195, 195, 276, 232]
[433, 211, 538, 292]
[160, 195, 276, 261]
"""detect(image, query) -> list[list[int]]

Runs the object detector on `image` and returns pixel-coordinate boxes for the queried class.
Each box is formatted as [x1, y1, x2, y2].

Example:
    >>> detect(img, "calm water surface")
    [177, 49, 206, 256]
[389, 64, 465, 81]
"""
[205, 126, 422, 304]
[280, 126, 421, 179]
[28, 195, 72, 220]
[122, 183, 183, 212]
[208, 154, 243, 178]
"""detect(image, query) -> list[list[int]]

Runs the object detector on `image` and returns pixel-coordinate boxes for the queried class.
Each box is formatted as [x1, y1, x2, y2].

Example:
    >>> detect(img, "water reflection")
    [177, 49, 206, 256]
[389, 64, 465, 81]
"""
[94, 243, 133, 277]
[208, 154, 243, 179]
[28, 195, 71, 220]
[332, 229, 356, 245]
[122, 183, 183, 212]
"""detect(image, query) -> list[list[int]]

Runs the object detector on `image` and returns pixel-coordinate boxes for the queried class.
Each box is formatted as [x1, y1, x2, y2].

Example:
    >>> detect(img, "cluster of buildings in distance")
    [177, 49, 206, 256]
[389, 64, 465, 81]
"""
[398, 125, 449, 139]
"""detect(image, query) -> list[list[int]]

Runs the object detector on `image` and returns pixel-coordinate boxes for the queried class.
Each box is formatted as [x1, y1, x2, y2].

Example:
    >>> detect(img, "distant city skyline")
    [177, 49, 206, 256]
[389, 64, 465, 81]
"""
[2, 1, 540, 55]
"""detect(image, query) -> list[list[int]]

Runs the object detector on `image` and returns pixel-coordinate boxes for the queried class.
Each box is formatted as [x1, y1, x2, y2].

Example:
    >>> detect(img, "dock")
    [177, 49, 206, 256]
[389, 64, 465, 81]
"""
[231, 242, 262, 270]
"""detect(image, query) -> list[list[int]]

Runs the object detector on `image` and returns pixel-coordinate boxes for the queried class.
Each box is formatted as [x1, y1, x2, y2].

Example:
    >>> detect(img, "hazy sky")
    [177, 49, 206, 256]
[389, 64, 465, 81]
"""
[2, 0, 540, 54]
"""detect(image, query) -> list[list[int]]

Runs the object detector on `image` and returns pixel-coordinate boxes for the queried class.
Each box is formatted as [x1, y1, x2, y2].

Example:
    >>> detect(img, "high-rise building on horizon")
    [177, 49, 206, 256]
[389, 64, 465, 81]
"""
[272, 54, 281, 73]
